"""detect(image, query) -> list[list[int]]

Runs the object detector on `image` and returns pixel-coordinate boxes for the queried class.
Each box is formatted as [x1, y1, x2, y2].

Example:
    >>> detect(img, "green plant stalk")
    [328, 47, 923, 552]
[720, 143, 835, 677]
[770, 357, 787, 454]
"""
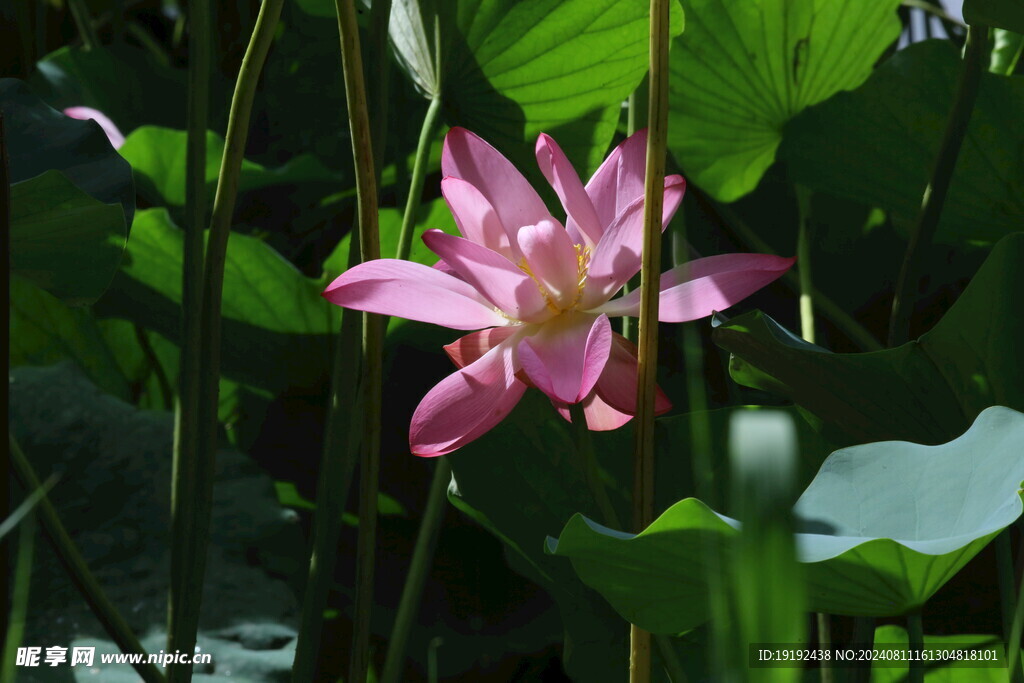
[168, 0, 210, 661]
[1, 511, 34, 683]
[1, 110, 11, 651]
[395, 96, 443, 261]
[380, 458, 451, 683]
[631, 0, 670, 680]
[133, 324, 173, 410]
[167, 1, 284, 679]
[796, 185, 815, 345]
[333, 1, 384, 681]
[846, 617, 875, 683]
[817, 613, 834, 683]
[907, 614, 924, 683]
[292, 241, 365, 682]
[710, 199, 882, 352]
[1006, 527, 1024, 683]
[369, 0, 393, 178]
[997, 531, 1017, 650]
[10, 436, 165, 683]
[888, 25, 988, 347]
[66, 0, 99, 50]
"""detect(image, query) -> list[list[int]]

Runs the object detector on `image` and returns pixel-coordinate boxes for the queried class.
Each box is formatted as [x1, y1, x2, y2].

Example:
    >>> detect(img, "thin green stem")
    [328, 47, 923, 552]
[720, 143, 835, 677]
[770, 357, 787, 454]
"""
[10, 436, 165, 683]
[796, 185, 815, 344]
[380, 458, 451, 683]
[907, 614, 924, 683]
[710, 199, 882, 352]
[333, 1, 384, 681]
[631, 0, 670, 680]
[292, 244, 365, 682]
[168, 0, 210, 663]
[168, 1, 284, 679]
[0, 511, 33, 683]
[369, 0, 393, 178]
[817, 613, 834, 683]
[888, 25, 988, 347]
[1, 109, 11, 651]
[1008, 529, 1024, 683]
[66, 0, 99, 50]
[395, 96, 443, 261]
[653, 635, 689, 683]
[133, 324, 173, 410]
[998, 531, 1017, 649]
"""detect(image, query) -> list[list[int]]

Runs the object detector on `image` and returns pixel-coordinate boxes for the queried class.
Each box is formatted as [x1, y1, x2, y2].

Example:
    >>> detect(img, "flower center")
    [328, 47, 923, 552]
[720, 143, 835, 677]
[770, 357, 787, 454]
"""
[517, 243, 591, 315]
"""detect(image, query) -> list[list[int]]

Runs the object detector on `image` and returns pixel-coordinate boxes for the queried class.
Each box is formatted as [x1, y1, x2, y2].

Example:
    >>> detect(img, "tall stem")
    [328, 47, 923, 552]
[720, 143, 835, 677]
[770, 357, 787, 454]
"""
[332, 1, 384, 681]
[888, 25, 988, 346]
[10, 437, 165, 683]
[1007, 527, 1024, 683]
[0, 510, 33, 682]
[380, 458, 451, 683]
[167, 1, 284, 679]
[168, 0, 210, 659]
[1, 110, 11, 650]
[907, 614, 924, 683]
[631, 0, 670, 680]
[66, 0, 99, 50]
[395, 96, 443, 261]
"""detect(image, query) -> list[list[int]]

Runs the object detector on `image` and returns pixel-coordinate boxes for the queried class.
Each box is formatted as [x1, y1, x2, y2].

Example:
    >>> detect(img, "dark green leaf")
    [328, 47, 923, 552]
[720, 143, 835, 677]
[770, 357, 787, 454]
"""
[713, 232, 1024, 446]
[780, 40, 1024, 245]
[964, 0, 1024, 33]
[668, 0, 903, 201]
[10, 171, 128, 305]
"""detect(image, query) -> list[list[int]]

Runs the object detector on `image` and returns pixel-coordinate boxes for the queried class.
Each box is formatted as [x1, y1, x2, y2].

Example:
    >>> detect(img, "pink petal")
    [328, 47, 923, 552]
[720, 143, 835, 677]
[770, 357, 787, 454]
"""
[535, 133, 603, 247]
[64, 106, 126, 149]
[441, 177, 519, 260]
[584, 129, 647, 234]
[517, 313, 611, 404]
[554, 393, 635, 431]
[581, 175, 686, 309]
[593, 253, 796, 322]
[421, 229, 550, 323]
[442, 127, 549, 236]
[444, 326, 520, 368]
[323, 258, 507, 330]
[410, 339, 526, 456]
[517, 218, 581, 310]
[593, 334, 672, 416]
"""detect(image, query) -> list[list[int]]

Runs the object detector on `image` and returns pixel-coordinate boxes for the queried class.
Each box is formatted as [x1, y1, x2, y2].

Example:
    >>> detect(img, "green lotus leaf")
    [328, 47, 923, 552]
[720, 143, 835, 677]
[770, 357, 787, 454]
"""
[667, 0, 902, 202]
[780, 40, 1024, 245]
[548, 407, 1024, 634]
[119, 126, 339, 208]
[386, 0, 683, 175]
[713, 232, 1024, 446]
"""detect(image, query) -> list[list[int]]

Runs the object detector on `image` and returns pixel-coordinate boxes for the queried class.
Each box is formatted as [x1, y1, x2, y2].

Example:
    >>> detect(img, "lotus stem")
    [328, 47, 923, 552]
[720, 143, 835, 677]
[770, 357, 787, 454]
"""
[1, 110, 11, 646]
[10, 436, 165, 683]
[167, 0, 284, 678]
[796, 185, 815, 344]
[888, 25, 988, 347]
[380, 458, 451, 683]
[631, 0, 670, 679]
[369, 0, 394, 176]
[395, 95, 443, 261]
[66, 0, 99, 50]
[907, 614, 924, 683]
[332, 1, 384, 681]
[0, 509, 34, 682]
[1007, 528, 1024, 683]
[817, 613, 834, 683]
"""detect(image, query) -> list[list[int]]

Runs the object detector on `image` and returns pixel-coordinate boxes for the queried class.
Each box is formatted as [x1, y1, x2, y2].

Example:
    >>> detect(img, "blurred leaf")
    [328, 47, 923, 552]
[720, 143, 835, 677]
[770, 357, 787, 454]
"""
[120, 126, 339, 207]
[964, 0, 1024, 33]
[0, 78, 135, 228]
[667, 0, 902, 202]
[713, 232, 1024, 446]
[387, 0, 683, 175]
[94, 209, 335, 392]
[28, 44, 187, 132]
[10, 171, 127, 306]
[871, 626, 1016, 681]
[780, 40, 1024, 245]
[548, 407, 1024, 632]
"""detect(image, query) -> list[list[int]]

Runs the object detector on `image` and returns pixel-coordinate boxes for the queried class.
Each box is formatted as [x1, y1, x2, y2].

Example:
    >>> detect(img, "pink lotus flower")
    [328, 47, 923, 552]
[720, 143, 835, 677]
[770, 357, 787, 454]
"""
[324, 128, 794, 456]
[63, 106, 126, 149]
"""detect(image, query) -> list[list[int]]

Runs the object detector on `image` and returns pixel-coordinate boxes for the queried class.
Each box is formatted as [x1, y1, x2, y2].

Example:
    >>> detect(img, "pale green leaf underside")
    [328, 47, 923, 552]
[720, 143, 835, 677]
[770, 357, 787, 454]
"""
[548, 407, 1024, 633]
[668, 0, 902, 201]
